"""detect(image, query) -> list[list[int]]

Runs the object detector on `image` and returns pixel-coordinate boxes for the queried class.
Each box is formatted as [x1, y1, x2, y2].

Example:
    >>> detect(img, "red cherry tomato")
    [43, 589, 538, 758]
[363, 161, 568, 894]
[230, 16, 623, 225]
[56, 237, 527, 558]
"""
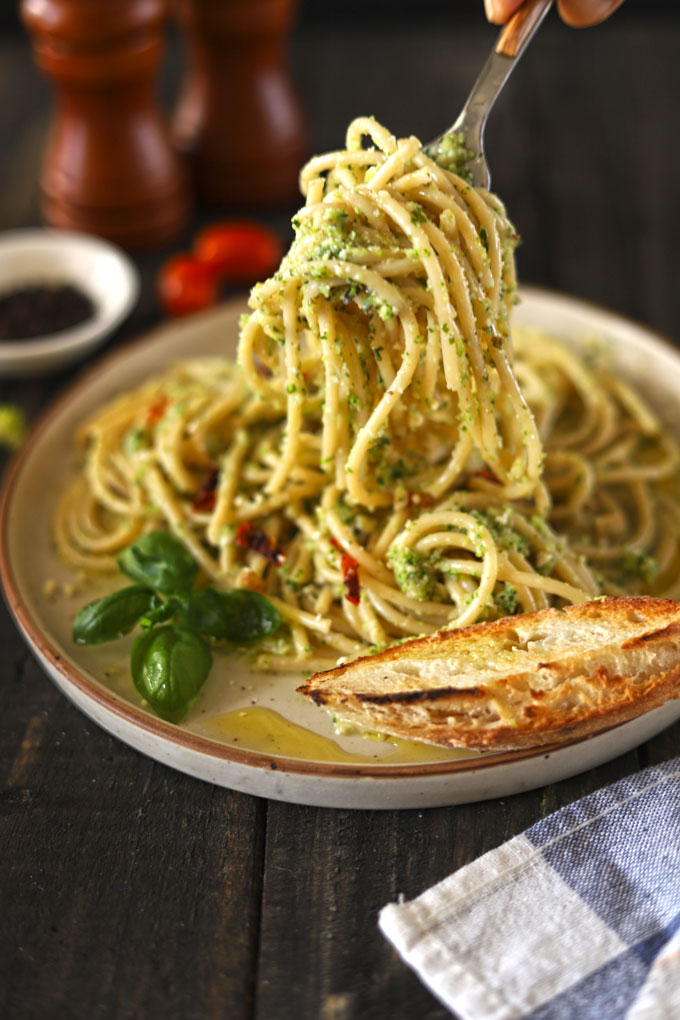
[158, 255, 220, 317]
[194, 221, 282, 283]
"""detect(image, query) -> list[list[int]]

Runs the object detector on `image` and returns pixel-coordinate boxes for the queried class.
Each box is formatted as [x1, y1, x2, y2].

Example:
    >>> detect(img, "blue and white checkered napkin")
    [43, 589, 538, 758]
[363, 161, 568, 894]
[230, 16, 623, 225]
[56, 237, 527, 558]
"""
[379, 757, 680, 1020]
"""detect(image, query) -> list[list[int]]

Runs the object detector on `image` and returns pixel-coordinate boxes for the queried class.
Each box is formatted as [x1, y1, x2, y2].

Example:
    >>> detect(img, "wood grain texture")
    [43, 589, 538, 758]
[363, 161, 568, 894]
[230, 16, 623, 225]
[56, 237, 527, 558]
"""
[1, 15, 680, 1020]
[0, 650, 267, 1020]
[496, 0, 553, 58]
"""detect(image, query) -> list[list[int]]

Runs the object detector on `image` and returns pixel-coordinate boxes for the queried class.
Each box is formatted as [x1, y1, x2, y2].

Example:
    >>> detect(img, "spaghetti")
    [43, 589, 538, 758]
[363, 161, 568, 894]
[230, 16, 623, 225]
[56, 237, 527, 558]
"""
[55, 118, 680, 673]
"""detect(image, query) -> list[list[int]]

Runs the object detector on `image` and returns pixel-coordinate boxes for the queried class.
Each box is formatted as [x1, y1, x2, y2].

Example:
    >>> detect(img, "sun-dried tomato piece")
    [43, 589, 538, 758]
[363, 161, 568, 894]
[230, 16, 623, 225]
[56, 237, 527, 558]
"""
[328, 537, 361, 604]
[235, 522, 286, 566]
[340, 553, 360, 605]
[192, 468, 219, 512]
[146, 394, 169, 426]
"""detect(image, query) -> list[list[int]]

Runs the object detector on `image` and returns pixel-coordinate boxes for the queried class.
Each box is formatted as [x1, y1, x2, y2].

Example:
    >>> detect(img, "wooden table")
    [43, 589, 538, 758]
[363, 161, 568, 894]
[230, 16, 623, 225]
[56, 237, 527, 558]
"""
[2, 10, 679, 1019]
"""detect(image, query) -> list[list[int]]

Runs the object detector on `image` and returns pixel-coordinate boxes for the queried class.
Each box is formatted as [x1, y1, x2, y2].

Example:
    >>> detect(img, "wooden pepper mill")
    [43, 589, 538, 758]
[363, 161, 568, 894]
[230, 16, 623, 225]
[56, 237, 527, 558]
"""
[172, 0, 306, 208]
[21, 0, 191, 249]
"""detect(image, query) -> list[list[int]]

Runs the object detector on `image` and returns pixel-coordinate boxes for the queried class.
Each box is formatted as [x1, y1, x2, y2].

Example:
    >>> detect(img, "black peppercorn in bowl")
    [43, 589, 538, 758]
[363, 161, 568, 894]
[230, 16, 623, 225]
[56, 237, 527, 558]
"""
[0, 230, 138, 376]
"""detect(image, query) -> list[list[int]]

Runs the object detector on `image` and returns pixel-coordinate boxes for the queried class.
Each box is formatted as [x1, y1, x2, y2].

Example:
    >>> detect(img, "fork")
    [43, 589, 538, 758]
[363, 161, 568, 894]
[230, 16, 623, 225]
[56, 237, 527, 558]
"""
[427, 0, 554, 188]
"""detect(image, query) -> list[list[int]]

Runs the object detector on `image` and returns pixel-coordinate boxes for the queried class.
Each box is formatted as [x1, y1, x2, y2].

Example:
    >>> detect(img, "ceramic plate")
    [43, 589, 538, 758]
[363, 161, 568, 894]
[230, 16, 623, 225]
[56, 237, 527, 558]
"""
[2, 288, 680, 809]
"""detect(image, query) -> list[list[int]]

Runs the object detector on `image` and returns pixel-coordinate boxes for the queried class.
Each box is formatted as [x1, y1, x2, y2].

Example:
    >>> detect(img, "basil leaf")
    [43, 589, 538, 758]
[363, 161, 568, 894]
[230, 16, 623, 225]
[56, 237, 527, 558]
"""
[131, 625, 212, 723]
[174, 587, 281, 643]
[73, 586, 158, 645]
[118, 531, 198, 594]
[176, 588, 230, 638]
[215, 589, 281, 643]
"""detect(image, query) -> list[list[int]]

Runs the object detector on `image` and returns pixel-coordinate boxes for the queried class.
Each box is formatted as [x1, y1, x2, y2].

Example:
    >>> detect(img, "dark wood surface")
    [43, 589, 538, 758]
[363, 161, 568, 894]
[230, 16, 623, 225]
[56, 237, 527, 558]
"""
[2, 11, 680, 1020]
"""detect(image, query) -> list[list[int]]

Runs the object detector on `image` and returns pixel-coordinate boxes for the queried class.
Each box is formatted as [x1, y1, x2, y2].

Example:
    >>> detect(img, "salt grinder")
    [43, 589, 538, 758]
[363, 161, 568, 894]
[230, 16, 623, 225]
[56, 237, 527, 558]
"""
[172, 0, 306, 207]
[21, 0, 191, 248]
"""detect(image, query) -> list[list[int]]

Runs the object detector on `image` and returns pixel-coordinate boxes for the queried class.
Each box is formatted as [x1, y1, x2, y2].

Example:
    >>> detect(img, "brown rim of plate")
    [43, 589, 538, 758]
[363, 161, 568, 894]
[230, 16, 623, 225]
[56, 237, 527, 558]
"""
[0, 290, 669, 781]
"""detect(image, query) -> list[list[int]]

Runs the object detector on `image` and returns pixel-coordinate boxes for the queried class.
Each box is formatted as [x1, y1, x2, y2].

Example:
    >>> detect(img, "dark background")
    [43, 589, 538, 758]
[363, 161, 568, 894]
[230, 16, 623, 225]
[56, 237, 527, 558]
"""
[2, 3, 680, 1020]
[1, 0, 680, 28]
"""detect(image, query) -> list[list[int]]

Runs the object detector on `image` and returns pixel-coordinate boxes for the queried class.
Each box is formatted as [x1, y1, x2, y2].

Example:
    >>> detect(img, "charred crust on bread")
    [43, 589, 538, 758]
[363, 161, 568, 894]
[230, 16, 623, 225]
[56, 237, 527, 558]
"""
[354, 685, 486, 705]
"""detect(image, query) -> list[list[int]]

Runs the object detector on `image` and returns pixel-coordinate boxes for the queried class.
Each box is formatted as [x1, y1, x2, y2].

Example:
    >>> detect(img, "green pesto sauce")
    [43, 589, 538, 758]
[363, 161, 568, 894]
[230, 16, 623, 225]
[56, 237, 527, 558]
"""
[616, 548, 658, 587]
[123, 427, 148, 454]
[388, 545, 438, 601]
[424, 132, 475, 181]
[493, 583, 520, 617]
[470, 507, 531, 558]
[334, 495, 355, 525]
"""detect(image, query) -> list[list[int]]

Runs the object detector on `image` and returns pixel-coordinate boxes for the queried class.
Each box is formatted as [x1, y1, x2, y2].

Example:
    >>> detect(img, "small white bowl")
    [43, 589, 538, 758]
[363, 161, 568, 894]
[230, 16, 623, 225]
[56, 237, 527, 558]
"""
[0, 229, 139, 377]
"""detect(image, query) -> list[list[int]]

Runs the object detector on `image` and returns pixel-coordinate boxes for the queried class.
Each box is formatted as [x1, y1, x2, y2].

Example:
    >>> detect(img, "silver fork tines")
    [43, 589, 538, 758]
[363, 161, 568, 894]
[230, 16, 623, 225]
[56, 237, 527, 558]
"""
[426, 0, 554, 189]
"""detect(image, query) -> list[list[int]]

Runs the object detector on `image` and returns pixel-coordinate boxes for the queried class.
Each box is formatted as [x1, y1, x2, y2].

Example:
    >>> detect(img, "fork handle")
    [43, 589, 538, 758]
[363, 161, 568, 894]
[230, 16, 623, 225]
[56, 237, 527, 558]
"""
[497, 0, 554, 58]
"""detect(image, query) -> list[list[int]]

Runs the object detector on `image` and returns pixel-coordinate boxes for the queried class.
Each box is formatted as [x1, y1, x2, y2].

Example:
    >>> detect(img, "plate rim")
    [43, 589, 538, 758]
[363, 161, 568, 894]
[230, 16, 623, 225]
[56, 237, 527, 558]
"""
[1, 287, 677, 782]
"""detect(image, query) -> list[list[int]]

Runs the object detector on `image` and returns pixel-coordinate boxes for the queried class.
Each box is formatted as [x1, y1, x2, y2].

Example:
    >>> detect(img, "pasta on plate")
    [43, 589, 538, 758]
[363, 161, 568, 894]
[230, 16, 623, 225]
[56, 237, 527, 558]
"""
[55, 117, 680, 675]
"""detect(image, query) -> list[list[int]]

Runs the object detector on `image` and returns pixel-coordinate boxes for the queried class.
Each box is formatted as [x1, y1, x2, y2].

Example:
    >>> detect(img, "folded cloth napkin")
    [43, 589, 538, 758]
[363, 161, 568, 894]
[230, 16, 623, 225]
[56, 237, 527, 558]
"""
[379, 757, 680, 1020]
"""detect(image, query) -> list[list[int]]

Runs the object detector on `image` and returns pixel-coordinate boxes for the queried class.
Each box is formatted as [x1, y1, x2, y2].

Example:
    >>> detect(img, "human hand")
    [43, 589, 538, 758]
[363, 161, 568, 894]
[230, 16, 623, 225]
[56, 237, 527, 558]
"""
[484, 0, 625, 27]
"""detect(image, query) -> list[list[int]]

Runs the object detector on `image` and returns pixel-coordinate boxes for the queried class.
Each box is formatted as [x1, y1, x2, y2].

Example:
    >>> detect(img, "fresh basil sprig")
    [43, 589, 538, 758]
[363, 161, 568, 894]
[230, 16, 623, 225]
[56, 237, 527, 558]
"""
[72, 530, 282, 723]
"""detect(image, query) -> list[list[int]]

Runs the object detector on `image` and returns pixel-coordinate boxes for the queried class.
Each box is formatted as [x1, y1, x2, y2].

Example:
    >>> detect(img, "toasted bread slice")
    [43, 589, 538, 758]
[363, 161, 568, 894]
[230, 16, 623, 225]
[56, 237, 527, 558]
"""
[297, 597, 680, 751]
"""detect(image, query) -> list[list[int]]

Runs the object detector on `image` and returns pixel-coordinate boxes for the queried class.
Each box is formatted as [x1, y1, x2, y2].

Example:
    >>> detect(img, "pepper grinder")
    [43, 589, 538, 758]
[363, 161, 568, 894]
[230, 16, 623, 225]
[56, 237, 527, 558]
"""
[172, 0, 306, 208]
[21, 0, 191, 249]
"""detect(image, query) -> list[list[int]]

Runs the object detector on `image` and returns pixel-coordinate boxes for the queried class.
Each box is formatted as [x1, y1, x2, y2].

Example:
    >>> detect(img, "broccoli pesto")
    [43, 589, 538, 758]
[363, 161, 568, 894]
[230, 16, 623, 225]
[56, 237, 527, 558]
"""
[470, 507, 531, 558]
[424, 132, 475, 181]
[494, 583, 520, 617]
[388, 545, 438, 601]
[616, 548, 658, 587]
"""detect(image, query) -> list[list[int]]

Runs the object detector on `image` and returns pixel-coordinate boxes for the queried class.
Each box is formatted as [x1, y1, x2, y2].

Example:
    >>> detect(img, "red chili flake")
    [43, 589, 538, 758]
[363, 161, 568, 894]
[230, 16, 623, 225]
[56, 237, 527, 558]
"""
[341, 553, 361, 605]
[328, 536, 361, 604]
[192, 468, 219, 512]
[147, 394, 169, 426]
[473, 469, 499, 484]
[235, 522, 286, 566]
